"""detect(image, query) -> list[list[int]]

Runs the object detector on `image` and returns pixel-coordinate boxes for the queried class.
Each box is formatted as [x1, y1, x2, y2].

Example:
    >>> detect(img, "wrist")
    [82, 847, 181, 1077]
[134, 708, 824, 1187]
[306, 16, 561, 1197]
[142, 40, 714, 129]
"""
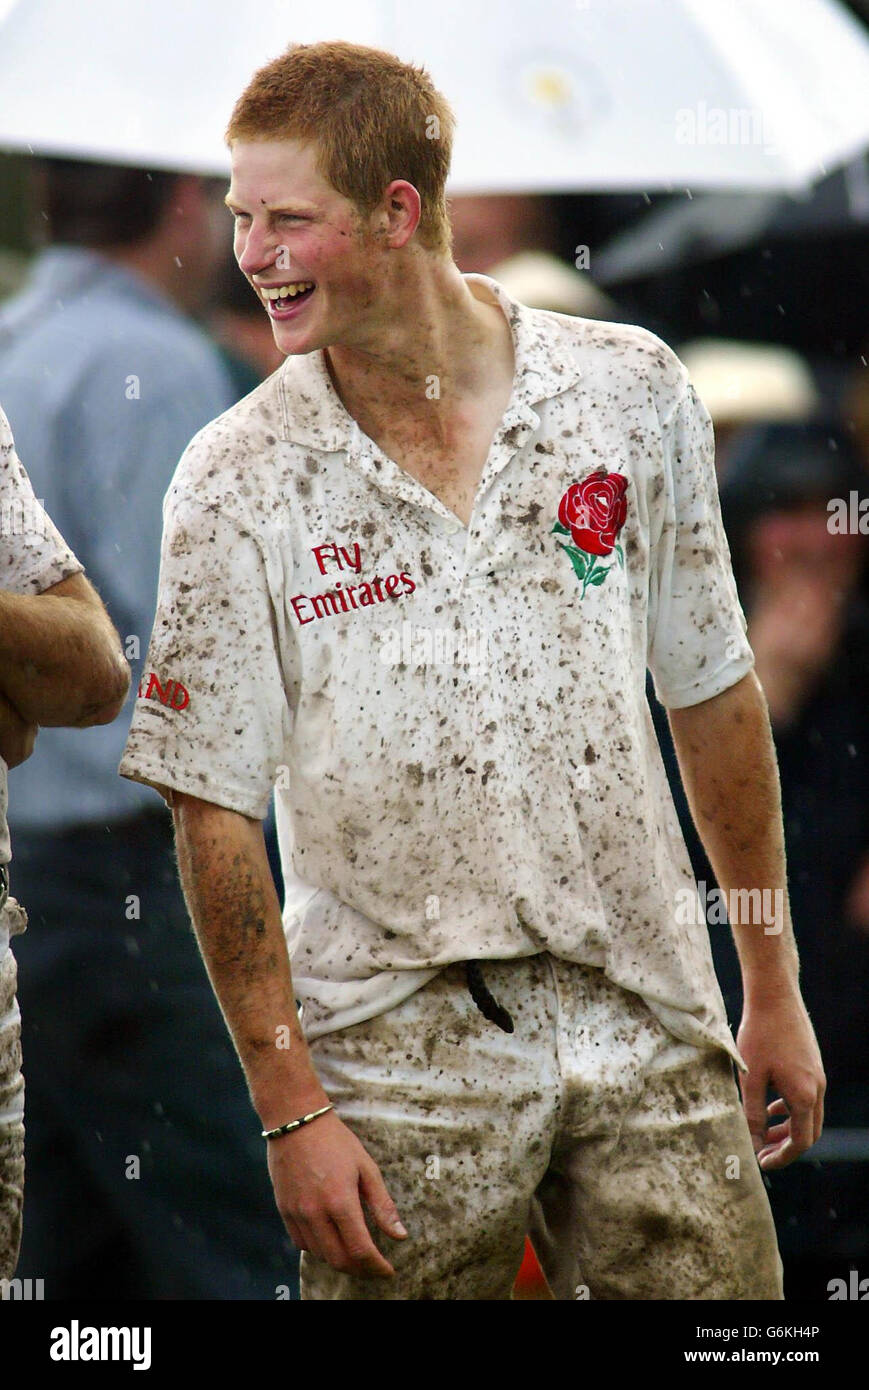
[262, 1103, 335, 1141]
[742, 959, 801, 1008]
[253, 1077, 332, 1132]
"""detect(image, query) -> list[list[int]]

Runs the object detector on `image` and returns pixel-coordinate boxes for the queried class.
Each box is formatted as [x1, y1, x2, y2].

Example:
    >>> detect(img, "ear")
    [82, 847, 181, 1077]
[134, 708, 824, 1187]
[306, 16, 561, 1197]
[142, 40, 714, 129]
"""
[377, 179, 421, 249]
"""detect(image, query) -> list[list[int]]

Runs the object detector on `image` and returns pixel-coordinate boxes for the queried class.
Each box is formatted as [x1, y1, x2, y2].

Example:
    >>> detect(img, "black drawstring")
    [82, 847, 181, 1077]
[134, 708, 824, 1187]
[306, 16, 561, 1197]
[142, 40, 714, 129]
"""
[465, 960, 514, 1033]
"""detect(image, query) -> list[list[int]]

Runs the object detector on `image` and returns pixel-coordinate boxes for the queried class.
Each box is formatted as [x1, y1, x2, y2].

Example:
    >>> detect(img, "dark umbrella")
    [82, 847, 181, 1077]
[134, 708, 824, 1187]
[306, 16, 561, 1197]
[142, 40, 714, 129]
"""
[595, 155, 869, 285]
[591, 160, 869, 359]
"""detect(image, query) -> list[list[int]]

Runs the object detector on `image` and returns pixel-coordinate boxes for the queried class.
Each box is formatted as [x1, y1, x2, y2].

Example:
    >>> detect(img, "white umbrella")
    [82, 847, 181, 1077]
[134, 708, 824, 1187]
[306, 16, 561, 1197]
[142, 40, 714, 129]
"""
[0, 0, 867, 192]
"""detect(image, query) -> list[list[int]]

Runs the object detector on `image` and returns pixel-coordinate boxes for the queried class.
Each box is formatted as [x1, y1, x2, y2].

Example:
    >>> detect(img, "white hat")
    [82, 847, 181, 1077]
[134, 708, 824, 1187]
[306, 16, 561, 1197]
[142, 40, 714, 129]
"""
[678, 338, 819, 425]
[488, 250, 617, 319]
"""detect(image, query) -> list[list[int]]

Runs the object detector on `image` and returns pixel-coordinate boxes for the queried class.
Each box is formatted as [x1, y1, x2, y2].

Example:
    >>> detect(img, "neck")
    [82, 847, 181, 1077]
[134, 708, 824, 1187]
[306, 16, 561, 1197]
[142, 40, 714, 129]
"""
[324, 259, 508, 426]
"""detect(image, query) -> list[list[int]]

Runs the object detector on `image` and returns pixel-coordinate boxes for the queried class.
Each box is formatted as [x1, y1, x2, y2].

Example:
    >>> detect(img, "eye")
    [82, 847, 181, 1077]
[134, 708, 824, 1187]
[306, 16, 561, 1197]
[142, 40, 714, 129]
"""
[231, 211, 251, 226]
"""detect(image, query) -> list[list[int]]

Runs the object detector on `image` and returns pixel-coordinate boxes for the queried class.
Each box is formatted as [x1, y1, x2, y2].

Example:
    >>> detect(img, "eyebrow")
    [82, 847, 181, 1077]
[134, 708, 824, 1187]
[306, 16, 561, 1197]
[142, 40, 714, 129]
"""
[224, 195, 320, 217]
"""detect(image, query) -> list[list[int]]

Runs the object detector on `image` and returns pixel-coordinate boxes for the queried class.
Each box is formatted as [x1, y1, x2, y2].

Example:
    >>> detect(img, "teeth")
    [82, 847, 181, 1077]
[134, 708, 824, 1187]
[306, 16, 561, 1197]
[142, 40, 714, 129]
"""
[260, 281, 314, 302]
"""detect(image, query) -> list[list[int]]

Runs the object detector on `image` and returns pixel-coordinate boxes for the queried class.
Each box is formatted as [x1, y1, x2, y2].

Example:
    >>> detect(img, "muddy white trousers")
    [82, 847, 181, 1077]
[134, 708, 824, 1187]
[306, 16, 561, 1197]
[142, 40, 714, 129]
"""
[300, 953, 784, 1300]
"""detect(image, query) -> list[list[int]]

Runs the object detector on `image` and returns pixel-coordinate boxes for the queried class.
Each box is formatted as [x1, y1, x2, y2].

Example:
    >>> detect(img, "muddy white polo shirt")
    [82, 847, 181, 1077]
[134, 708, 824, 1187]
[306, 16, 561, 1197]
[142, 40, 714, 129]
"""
[120, 273, 753, 1067]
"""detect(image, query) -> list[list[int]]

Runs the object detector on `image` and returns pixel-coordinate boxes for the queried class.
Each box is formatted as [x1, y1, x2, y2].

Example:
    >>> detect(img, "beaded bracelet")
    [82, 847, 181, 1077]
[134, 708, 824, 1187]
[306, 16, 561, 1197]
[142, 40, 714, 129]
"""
[261, 1103, 334, 1141]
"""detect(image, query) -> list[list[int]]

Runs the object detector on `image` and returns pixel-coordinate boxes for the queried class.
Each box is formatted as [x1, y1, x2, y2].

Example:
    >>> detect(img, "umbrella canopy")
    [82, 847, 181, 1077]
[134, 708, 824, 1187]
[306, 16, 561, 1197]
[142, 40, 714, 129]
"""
[0, 0, 868, 192]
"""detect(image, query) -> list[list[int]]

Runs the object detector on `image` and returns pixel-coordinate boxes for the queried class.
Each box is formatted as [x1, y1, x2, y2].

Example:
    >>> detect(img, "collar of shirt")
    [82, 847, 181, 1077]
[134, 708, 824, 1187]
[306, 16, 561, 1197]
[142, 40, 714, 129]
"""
[273, 272, 584, 530]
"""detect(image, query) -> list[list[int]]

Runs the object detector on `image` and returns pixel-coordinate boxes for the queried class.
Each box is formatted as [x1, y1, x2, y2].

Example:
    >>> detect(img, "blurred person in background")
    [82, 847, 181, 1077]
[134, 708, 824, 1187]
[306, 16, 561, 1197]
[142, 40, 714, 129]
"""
[448, 193, 559, 273]
[842, 349, 869, 495]
[678, 340, 820, 483]
[720, 422, 869, 1031]
[450, 192, 616, 325]
[0, 157, 296, 1298]
[668, 419, 869, 1299]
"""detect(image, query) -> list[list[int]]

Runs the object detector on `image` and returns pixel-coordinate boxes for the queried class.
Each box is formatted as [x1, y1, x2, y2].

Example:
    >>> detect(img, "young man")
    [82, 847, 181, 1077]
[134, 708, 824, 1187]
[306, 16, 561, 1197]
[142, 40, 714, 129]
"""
[120, 41, 824, 1300]
[1, 402, 130, 1280]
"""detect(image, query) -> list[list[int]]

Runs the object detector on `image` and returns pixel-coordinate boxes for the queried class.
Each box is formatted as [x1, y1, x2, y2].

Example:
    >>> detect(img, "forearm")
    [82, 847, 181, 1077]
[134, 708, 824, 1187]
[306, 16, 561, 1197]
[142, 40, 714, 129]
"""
[171, 793, 330, 1129]
[667, 670, 800, 1003]
[0, 580, 129, 726]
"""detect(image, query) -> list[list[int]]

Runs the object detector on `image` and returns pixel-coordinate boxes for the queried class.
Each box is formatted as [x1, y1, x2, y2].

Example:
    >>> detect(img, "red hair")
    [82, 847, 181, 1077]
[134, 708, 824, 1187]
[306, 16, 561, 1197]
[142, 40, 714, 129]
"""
[226, 41, 455, 255]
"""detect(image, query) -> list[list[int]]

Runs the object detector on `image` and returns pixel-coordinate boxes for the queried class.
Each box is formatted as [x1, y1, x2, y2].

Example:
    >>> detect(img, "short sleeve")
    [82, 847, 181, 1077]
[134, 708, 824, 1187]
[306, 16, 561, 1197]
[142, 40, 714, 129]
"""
[119, 483, 292, 818]
[647, 380, 754, 709]
[0, 405, 83, 594]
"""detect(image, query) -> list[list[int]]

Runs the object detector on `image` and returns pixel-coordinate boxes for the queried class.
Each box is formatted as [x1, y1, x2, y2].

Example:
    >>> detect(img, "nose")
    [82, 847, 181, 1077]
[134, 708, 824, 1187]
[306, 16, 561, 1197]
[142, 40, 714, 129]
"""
[236, 220, 282, 279]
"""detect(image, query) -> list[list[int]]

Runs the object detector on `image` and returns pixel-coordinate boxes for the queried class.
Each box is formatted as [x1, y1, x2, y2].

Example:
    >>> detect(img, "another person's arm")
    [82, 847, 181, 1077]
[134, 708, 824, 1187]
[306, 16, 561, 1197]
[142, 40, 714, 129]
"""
[0, 402, 129, 759]
[668, 670, 825, 1169]
[171, 793, 407, 1278]
[0, 572, 129, 729]
[0, 689, 36, 769]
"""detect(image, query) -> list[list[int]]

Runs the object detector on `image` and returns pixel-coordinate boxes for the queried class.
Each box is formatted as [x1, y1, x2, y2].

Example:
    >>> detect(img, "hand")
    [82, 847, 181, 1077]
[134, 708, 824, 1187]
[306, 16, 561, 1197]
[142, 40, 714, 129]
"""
[267, 1109, 408, 1279]
[0, 689, 37, 768]
[736, 985, 825, 1171]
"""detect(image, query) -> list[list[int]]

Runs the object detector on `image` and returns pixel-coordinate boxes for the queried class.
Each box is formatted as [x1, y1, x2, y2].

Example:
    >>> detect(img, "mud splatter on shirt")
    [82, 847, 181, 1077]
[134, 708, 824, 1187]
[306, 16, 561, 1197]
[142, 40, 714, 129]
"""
[120, 275, 752, 1066]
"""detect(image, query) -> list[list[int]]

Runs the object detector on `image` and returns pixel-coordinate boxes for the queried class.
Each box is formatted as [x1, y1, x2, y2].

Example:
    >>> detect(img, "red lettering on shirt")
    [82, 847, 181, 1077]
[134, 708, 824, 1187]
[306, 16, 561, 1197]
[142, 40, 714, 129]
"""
[138, 673, 190, 710]
[287, 569, 418, 627]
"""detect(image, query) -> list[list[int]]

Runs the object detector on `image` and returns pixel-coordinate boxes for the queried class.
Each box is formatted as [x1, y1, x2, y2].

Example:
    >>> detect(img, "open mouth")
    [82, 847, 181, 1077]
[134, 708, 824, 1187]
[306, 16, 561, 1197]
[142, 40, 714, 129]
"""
[259, 281, 316, 319]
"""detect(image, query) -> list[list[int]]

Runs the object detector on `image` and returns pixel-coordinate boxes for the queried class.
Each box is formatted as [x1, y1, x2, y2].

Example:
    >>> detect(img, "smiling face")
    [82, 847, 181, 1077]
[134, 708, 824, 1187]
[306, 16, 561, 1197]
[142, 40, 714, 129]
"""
[225, 138, 385, 356]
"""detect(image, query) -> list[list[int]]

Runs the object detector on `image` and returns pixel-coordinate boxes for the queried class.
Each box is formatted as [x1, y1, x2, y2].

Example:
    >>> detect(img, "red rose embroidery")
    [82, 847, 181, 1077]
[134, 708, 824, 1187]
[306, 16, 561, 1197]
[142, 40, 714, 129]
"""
[552, 471, 628, 598]
[558, 471, 628, 555]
